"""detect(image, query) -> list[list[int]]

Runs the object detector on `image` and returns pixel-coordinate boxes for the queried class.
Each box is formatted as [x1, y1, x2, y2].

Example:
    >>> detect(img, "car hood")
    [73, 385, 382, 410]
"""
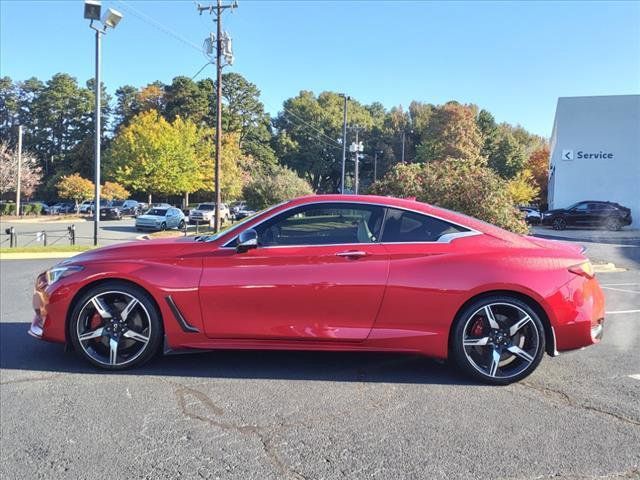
[63, 237, 196, 264]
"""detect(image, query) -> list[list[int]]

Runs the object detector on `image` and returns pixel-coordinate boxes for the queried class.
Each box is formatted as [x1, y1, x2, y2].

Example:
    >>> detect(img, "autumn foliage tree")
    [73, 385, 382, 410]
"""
[415, 103, 484, 164]
[526, 145, 550, 206]
[107, 110, 243, 205]
[101, 181, 129, 201]
[370, 161, 528, 234]
[56, 174, 94, 211]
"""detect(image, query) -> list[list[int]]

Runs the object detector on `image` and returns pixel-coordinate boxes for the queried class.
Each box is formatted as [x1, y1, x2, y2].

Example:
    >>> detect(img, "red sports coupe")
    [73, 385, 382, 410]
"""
[29, 195, 605, 384]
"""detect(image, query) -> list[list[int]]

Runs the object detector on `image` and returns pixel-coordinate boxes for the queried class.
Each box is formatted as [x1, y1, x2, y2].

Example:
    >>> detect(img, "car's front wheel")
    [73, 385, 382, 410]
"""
[178, 219, 185, 230]
[68, 281, 163, 370]
[451, 296, 546, 385]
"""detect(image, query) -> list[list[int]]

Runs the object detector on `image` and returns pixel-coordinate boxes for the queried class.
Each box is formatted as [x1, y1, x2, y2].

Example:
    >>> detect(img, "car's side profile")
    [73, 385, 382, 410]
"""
[135, 207, 185, 231]
[542, 200, 632, 230]
[29, 195, 605, 384]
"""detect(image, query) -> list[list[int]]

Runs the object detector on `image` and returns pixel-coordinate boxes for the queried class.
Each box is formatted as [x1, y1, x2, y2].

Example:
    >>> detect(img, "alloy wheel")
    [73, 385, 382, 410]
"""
[461, 302, 541, 380]
[76, 290, 152, 367]
[552, 218, 566, 230]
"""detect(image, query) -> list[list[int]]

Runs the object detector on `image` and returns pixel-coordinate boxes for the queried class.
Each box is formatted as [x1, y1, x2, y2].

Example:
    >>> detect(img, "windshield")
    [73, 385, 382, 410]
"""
[146, 209, 167, 216]
[111, 201, 124, 207]
[197, 204, 215, 210]
[201, 202, 289, 242]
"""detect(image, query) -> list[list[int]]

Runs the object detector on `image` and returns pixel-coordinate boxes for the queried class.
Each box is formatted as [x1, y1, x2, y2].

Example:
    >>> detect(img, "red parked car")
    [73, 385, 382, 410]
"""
[29, 195, 605, 384]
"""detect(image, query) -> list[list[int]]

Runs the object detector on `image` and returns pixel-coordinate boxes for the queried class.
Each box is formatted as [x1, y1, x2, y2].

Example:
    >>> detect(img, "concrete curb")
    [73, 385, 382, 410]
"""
[593, 262, 627, 273]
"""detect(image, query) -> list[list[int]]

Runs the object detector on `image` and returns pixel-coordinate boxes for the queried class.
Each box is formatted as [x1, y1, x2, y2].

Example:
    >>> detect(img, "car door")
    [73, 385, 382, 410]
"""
[199, 202, 390, 342]
[374, 208, 479, 348]
[569, 202, 589, 226]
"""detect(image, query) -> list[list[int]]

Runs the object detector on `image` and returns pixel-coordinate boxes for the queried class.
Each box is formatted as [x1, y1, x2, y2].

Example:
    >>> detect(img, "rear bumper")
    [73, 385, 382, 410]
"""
[552, 275, 605, 352]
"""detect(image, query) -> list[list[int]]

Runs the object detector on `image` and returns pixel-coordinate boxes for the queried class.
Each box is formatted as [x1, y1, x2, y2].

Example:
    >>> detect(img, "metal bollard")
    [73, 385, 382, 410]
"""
[68, 224, 76, 245]
[6, 226, 16, 248]
[43, 231, 47, 247]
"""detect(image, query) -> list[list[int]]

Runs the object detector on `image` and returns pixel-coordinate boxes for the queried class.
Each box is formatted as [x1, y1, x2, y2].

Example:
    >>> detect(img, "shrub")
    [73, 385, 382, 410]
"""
[243, 165, 314, 210]
[369, 160, 528, 234]
[30, 203, 43, 216]
[22, 203, 33, 216]
[0, 203, 15, 215]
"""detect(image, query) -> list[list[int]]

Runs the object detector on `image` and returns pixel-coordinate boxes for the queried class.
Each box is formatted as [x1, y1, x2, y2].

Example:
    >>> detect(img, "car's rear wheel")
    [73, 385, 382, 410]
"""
[605, 217, 621, 231]
[160, 222, 167, 231]
[178, 219, 185, 230]
[552, 217, 566, 230]
[69, 281, 163, 370]
[451, 296, 546, 385]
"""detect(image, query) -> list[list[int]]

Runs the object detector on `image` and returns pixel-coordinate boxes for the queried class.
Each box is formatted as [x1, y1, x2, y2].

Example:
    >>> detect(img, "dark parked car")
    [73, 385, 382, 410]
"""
[542, 201, 632, 231]
[110, 199, 142, 216]
[99, 203, 123, 220]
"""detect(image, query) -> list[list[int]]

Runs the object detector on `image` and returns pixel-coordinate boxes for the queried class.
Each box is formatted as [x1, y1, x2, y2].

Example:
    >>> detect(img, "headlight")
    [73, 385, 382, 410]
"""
[45, 265, 84, 285]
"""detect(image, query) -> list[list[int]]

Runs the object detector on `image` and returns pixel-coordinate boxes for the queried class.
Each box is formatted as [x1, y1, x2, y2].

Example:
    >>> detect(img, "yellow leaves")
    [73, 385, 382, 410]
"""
[506, 169, 540, 206]
[102, 181, 129, 201]
[56, 174, 94, 201]
[107, 110, 244, 201]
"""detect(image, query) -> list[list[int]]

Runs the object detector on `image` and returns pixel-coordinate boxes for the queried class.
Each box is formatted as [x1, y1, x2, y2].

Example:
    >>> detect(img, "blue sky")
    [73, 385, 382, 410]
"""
[1, 0, 639, 137]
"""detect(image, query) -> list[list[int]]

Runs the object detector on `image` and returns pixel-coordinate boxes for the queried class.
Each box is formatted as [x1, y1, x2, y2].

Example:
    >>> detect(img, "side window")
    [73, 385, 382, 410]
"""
[573, 203, 589, 212]
[255, 203, 385, 246]
[381, 208, 469, 243]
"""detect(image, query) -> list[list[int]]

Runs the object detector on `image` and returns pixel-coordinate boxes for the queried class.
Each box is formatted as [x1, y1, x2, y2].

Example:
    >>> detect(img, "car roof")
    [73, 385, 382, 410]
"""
[269, 194, 528, 244]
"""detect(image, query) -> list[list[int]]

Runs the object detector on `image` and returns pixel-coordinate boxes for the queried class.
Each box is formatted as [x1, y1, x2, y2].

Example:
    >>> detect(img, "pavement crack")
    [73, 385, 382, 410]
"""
[173, 382, 305, 480]
[517, 381, 640, 427]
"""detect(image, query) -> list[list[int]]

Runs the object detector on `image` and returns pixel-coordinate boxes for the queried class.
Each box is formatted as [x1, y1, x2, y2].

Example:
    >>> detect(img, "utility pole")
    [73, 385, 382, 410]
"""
[16, 125, 23, 216]
[401, 131, 406, 163]
[339, 94, 349, 194]
[197, 0, 237, 232]
[373, 150, 379, 183]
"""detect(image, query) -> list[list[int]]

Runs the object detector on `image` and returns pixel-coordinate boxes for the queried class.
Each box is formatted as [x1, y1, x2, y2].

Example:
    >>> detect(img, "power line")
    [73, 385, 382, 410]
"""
[281, 116, 342, 151]
[115, 0, 203, 53]
[281, 108, 342, 147]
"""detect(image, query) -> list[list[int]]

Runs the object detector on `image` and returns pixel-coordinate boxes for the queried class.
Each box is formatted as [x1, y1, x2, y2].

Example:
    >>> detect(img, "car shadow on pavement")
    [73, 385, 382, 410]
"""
[0, 322, 474, 386]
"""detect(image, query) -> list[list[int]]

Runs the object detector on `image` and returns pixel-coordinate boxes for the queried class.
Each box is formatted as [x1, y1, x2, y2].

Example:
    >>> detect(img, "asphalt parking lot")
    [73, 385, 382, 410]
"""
[1, 258, 639, 479]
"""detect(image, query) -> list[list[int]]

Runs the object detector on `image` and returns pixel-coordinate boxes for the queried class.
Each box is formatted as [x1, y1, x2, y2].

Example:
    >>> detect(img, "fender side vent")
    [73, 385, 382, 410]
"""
[165, 296, 200, 333]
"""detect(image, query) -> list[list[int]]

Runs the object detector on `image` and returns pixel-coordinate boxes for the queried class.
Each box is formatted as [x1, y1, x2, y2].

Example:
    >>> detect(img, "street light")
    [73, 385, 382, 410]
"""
[84, 1, 123, 246]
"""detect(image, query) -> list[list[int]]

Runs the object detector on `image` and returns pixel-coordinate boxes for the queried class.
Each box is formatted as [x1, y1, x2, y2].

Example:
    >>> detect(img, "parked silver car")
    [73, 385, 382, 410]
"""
[135, 207, 186, 231]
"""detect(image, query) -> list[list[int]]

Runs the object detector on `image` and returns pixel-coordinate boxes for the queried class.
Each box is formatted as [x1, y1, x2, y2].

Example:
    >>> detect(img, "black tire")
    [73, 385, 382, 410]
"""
[451, 295, 546, 385]
[178, 219, 185, 230]
[605, 217, 621, 231]
[68, 281, 163, 370]
[552, 217, 566, 230]
[160, 222, 167, 231]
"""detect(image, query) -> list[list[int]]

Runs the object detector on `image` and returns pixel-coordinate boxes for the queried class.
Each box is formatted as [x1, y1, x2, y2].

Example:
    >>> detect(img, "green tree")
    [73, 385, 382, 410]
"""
[164, 76, 209, 124]
[488, 131, 527, 179]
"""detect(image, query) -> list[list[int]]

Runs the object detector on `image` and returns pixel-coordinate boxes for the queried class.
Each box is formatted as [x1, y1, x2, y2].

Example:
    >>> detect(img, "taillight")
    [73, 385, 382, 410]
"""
[568, 261, 595, 279]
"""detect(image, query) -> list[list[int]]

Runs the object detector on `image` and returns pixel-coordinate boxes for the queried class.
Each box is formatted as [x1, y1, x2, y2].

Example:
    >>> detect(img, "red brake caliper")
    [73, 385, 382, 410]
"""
[89, 312, 102, 331]
[471, 317, 485, 337]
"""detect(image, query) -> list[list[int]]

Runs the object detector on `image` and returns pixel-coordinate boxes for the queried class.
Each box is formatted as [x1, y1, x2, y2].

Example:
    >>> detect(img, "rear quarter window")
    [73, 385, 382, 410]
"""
[381, 208, 469, 242]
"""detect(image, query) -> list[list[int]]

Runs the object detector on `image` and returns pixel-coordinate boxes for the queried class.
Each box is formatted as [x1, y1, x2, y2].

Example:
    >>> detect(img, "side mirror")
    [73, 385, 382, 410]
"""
[236, 228, 258, 253]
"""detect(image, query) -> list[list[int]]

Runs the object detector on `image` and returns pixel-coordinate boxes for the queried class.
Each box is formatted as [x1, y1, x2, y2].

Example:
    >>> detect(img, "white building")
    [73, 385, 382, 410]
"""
[548, 95, 640, 227]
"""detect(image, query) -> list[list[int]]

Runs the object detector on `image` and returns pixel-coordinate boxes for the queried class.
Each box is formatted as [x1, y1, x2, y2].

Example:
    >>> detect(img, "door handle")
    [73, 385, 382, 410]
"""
[335, 250, 367, 258]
